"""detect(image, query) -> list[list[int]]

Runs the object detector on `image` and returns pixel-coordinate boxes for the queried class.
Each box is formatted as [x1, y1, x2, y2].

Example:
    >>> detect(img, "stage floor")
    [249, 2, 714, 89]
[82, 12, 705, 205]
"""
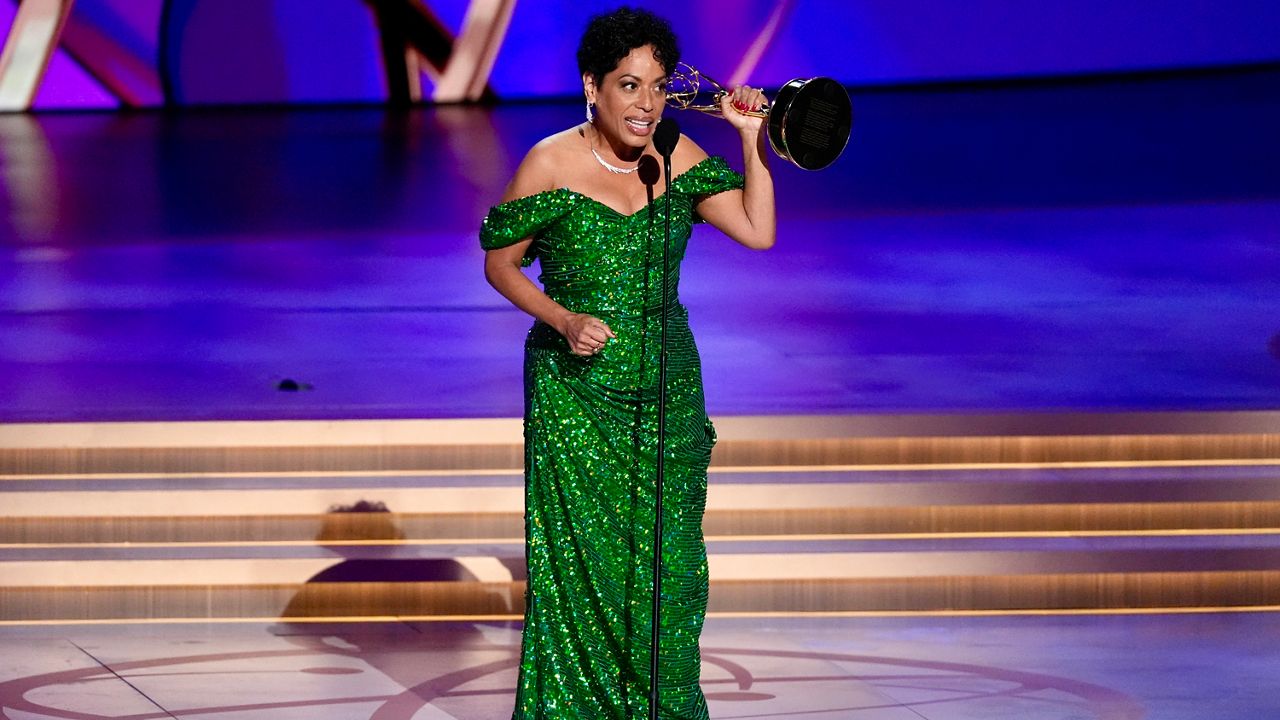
[2, 67, 1279, 423]
[3, 68, 1280, 720]
[1, 612, 1276, 719]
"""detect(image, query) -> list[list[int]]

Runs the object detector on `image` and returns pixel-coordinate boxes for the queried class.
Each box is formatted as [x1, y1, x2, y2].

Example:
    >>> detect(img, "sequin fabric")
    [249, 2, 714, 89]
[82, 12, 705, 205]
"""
[481, 156, 744, 719]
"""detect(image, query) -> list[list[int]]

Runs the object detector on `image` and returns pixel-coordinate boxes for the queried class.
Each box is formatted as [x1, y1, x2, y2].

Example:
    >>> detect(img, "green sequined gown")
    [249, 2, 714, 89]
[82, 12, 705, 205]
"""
[480, 157, 744, 719]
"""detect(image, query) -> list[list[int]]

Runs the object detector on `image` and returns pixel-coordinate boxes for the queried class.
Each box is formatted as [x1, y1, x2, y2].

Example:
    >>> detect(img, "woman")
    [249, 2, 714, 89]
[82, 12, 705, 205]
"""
[480, 7, 775, 718]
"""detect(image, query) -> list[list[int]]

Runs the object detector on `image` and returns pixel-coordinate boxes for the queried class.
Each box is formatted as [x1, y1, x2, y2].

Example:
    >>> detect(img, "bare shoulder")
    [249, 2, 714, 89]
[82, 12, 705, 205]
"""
[503, 126, 585, 202]
[668, 132, 711, 176]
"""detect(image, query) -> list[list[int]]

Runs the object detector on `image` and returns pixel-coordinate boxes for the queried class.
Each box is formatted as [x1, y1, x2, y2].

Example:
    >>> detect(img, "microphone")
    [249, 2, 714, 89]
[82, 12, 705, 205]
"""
[646, 114, 679, 720]
[653, 118, 679, 157]
[637, 155, 660, 188]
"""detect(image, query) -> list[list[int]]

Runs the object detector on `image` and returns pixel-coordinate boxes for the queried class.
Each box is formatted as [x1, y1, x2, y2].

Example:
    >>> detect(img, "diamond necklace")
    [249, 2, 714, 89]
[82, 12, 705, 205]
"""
[591, 147, 639, 174]
[588, 127, 639, 174]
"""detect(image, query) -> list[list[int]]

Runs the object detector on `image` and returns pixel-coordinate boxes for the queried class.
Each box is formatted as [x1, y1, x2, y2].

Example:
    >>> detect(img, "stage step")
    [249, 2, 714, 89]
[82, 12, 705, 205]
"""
[5, 465, 1280, 539]
[3, 413, 1278, 474]
[2, 533, 1280, 620]
[1, 415, 1278, 621]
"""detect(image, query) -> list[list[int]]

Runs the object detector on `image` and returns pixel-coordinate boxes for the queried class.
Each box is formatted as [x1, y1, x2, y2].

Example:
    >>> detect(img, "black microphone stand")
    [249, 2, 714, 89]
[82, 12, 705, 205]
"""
[648, 118, 679, 720]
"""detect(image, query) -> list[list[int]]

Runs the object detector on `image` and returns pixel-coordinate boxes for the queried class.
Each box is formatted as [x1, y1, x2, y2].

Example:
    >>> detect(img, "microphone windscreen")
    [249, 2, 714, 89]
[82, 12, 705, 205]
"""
[653, 118, 680, 157]
[637, 155, 660, 186]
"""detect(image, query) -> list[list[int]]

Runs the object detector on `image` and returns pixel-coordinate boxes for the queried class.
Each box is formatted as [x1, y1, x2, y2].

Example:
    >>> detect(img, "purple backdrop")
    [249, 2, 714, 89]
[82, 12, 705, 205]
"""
[4, 0, 1280, 108]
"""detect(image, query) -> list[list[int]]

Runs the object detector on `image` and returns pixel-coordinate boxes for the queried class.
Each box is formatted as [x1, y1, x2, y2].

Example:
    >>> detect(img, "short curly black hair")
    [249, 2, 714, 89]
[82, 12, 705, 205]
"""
[576, 6, 680, 84]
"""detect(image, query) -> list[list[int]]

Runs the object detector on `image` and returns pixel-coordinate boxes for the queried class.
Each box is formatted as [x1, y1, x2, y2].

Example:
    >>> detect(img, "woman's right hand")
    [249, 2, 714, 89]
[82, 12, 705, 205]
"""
[559, 313, 616, 356]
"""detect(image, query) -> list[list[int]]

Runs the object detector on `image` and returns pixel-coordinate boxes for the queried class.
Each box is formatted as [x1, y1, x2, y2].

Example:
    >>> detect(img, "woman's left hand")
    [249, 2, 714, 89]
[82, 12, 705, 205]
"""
[719, 84, 767, 134]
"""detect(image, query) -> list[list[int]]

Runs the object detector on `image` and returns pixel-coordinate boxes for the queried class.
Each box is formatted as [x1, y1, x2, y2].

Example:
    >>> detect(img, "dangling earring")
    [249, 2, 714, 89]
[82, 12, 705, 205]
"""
[586, 100, 594, 123]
